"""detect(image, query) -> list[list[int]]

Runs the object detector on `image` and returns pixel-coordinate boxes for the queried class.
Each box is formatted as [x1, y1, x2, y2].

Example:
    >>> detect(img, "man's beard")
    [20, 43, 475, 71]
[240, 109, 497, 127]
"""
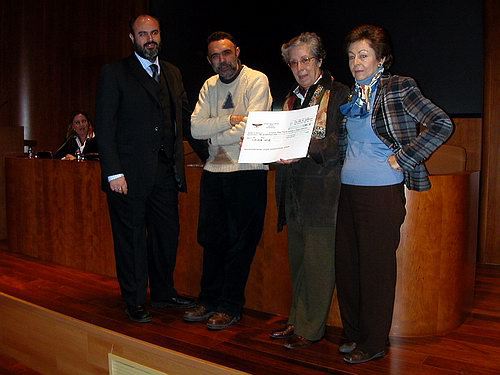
[216, 61, 238, 80]
[134, 41, 161, 62]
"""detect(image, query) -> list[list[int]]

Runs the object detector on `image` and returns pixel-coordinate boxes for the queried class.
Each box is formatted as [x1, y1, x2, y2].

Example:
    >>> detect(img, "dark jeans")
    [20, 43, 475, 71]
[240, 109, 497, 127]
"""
[197, 169, 267, 316]
[335, 183, 406, 354]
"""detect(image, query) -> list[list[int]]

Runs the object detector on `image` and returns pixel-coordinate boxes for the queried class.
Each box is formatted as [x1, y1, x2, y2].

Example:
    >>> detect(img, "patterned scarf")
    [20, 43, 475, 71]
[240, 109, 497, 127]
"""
[284, 80, 331, 139]
[340, 67, 384, 118]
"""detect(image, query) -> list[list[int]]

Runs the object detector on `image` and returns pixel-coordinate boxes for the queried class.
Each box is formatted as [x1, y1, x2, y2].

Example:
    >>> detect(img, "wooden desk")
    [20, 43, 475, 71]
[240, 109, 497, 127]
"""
[0, 126, 24, 240]
[5, 157, 115, 276]
[5, 156, 479, 336]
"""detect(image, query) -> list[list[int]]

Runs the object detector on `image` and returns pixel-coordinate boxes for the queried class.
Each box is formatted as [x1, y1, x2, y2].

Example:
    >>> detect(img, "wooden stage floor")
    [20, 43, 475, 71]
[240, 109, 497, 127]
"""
[0, 247, 499, 374]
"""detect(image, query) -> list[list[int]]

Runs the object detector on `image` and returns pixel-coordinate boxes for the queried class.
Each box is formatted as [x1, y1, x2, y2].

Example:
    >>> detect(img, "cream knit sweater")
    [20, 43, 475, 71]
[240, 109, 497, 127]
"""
[191, 65, 273, 173]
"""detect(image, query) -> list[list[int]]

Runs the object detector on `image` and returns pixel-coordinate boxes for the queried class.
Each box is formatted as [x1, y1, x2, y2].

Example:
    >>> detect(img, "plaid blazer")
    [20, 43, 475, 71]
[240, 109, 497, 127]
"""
[339, 74, 454, 191]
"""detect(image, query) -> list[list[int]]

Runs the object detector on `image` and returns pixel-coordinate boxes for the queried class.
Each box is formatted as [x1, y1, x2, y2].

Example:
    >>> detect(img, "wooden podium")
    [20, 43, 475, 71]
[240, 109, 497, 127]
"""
[391, 172, 479, 336]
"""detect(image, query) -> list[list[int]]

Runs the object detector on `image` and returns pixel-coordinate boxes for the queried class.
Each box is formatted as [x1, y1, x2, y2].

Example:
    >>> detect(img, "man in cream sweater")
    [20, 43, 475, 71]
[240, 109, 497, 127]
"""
[185, 31, 272, 329]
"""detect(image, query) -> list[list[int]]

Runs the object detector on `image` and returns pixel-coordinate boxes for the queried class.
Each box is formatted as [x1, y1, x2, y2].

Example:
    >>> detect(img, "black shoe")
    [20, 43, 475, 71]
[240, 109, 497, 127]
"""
[151, 296, 196, 309]
[343, 348, 386, 364]
[125, 305, 152, 323]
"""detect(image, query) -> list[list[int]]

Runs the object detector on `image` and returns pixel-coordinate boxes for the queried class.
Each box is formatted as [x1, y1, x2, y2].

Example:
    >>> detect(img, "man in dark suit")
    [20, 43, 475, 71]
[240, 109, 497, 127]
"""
[95, 14, 207, 323]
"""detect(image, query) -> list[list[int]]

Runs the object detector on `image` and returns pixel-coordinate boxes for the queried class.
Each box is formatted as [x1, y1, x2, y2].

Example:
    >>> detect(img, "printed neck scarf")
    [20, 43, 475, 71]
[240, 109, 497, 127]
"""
[284, 77, 331, 139]
[340, 67, 384, 118]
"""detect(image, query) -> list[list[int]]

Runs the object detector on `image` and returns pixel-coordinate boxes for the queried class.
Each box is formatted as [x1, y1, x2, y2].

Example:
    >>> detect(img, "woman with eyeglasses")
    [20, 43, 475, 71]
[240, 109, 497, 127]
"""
[54, 111, 99, 160]
[335, 24, 453, 364]
[269, 32, 349, 349]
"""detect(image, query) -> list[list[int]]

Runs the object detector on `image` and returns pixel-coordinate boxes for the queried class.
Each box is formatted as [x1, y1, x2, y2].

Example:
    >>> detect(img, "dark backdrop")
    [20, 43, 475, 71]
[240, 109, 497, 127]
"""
[150, 0, 483, 116]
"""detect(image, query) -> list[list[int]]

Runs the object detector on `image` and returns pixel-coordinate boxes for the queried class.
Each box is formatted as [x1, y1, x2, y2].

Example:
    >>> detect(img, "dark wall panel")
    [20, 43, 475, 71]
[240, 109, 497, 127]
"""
[0, 0, 148, 152]
[151, 1, 483, 116]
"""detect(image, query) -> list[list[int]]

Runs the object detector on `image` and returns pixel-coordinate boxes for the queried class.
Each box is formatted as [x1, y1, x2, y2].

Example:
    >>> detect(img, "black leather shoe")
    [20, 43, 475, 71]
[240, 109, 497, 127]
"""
[340, 339, 389, 354]
[270, 324, 295, 339]
[343, 348, 386, 364]
[151, 296, 196, 309]
[125, 305, 152, 323]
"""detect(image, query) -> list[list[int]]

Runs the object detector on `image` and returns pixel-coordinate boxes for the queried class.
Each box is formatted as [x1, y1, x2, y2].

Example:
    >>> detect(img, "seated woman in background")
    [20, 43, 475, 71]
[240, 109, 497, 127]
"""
[54, 111, 98, 160]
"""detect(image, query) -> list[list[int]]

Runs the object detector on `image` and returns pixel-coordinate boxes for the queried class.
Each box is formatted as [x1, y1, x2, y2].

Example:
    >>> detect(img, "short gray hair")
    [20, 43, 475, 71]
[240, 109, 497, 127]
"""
[281, 32, 326, 64]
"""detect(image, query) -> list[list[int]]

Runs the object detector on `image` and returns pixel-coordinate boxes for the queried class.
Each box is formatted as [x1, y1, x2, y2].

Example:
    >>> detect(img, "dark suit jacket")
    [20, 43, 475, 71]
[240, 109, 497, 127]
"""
[95, 54, 207, 196]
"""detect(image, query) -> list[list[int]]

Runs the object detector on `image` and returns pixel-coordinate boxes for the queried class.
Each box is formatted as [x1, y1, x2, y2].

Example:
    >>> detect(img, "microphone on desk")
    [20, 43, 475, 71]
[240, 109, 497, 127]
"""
[53, 137, 73, 159]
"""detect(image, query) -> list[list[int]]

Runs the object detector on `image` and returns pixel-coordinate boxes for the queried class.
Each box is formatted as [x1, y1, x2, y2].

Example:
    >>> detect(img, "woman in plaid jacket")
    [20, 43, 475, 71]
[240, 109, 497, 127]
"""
[335, 24, 453, 364]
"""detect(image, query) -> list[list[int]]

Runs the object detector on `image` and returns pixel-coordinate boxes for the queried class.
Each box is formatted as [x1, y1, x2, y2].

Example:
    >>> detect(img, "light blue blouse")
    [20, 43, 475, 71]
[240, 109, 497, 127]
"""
[341, 79, 404, 186]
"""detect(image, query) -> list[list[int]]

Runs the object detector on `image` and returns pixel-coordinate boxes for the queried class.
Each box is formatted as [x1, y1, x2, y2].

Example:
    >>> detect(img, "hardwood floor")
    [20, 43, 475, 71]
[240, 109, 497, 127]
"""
[0, 352, 40, 375]
[0, 247, 498, 374]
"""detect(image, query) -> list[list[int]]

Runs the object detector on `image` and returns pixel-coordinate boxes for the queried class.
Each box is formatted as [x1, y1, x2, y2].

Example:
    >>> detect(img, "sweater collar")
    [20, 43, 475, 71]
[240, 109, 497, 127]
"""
[220, 62, 243, 84]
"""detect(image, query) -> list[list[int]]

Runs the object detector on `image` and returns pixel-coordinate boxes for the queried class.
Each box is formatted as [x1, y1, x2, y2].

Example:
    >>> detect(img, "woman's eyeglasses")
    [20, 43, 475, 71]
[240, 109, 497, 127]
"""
[287, 56, 317, 69]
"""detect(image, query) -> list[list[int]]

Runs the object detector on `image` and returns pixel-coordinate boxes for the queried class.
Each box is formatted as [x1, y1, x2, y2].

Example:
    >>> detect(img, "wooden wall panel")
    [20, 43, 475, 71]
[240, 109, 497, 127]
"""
[0, 0, 148, 151]
[0, 3, 10, 129]
[480, 0, 500, 264]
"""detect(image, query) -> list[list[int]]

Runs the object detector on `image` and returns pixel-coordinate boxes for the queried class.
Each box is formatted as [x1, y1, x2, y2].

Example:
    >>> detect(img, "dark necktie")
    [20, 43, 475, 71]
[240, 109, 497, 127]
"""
[150, 64, 159, 83]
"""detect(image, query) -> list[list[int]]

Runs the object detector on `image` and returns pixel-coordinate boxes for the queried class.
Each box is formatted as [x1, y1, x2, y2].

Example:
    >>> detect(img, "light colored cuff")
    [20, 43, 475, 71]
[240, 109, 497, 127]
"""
[108, 173, 124, 182]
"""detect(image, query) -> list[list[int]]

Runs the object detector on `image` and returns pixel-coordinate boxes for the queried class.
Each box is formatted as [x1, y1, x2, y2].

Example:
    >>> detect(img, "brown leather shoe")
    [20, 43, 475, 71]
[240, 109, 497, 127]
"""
[270, 324, 295, 339]
[183, 304, 215, 322]
[206, 312, 240, 330]
[284, 335, 313, 350]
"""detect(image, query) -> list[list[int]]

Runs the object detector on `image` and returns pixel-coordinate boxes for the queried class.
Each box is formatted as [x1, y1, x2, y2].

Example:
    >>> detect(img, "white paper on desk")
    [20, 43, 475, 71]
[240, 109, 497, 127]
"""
[238, 105, 318, 163]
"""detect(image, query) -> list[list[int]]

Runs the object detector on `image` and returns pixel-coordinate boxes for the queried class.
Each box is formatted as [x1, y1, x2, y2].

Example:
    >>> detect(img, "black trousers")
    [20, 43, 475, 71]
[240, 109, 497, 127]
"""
[197, 169, 267, 316]
[335, 183, 406, 354]
[107, 153, 179, 307]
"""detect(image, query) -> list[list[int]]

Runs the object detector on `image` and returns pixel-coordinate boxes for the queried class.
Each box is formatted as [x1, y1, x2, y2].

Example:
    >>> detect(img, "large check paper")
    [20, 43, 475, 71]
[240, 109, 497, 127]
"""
[238, 105, 318, 163]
